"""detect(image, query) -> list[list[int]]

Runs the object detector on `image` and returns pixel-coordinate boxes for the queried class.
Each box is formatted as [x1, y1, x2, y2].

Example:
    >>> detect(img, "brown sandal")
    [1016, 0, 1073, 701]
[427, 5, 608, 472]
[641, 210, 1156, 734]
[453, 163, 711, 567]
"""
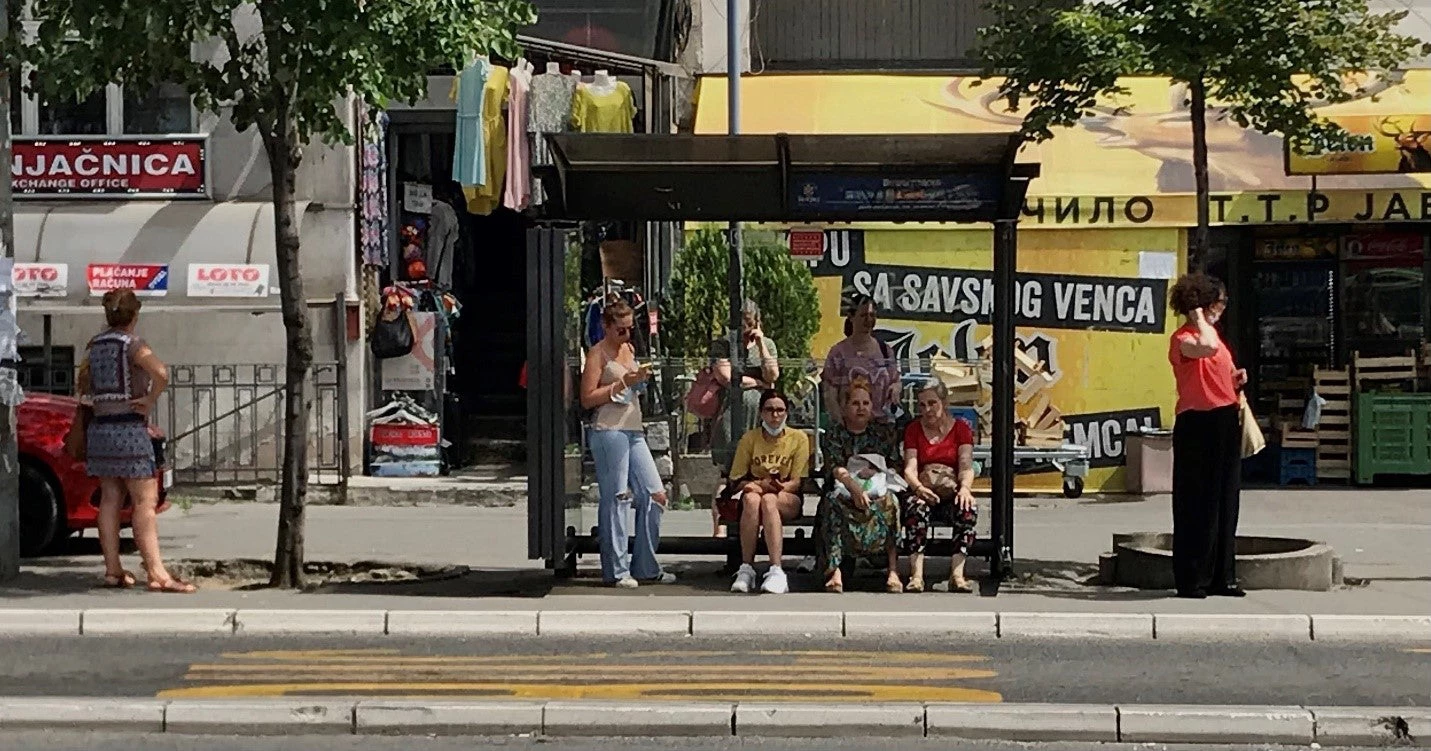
[101, 570, 136, 589]
[905, 577, 925, 593]
[147, 577, 197, 594]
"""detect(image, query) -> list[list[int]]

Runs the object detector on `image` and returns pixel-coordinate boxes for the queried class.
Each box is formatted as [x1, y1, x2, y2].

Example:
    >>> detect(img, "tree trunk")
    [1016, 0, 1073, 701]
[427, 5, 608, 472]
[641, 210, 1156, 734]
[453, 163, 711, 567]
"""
[1188, 75, 1211, 272]
[263, 123, 313, 589]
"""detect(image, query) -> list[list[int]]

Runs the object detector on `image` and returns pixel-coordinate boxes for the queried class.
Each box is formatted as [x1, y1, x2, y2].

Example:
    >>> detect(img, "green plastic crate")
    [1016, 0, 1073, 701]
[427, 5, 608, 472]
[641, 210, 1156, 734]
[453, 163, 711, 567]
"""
[1355, 393, 1431, 484]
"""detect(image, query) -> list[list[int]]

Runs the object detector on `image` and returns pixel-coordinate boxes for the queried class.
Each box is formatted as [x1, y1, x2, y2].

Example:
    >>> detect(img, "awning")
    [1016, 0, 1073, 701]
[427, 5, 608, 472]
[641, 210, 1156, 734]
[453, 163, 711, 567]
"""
[541, 132, 1037, 222]
[11, 200, 352, 311]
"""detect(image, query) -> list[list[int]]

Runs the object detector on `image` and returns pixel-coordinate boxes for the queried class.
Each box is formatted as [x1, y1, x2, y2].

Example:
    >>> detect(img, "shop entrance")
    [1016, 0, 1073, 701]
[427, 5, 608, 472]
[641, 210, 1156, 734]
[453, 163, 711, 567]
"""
[525, 132, 1040, 582]
[386, 112, 530, 466]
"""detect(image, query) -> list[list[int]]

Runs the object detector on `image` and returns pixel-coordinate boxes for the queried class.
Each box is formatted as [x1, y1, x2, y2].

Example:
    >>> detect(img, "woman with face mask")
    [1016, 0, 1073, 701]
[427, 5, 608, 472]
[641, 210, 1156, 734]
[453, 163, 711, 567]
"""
[1168, 273, 1247, 599]
[579, 300, 675, 589]
[709, 299, 780, 537]
[720, 390, 809, 594]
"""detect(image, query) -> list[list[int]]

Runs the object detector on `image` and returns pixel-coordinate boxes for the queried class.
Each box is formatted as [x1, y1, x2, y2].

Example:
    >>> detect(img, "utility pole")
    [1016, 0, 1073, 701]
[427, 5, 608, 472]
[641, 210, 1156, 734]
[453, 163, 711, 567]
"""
[0, 0, 21, 583]
[724, 0, 745, 435]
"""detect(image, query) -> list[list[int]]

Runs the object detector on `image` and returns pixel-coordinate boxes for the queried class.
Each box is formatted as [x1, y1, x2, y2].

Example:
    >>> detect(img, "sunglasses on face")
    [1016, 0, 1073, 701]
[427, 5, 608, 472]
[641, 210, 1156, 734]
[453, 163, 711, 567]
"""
[762, 406, 787, 415]
[611, 326, 632, 335]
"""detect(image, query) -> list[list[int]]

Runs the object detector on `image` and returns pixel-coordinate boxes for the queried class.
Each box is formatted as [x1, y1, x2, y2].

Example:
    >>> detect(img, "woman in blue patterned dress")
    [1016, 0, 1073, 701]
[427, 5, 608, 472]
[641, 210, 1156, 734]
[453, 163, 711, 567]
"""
[79, 289, 194, 593]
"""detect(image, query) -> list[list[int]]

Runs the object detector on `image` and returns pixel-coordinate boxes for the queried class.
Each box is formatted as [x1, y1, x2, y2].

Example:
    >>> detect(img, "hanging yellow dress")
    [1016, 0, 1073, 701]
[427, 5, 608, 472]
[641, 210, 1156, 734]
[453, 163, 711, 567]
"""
[464, 65, 510, 216]
[571, 80, 636, 133]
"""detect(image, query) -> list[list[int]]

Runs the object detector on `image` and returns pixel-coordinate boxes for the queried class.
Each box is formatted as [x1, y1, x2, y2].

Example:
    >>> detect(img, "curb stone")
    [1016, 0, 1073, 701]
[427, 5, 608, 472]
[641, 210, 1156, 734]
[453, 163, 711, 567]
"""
[0, 697, 166, 732]
[81, 609, 237, 636]
[537, 610, 691, 636]
[1118, 704, 1315, 745]
[1311, 706, 1431, 746]
[543, 701, 735, 737]
[164, 700, 355, 735]
[692, 611, 844, 637]
[355, 701, 543, 736]
[843, 611, 997, 638]
[735, 703, 926, 738]
[385, 610, 537, 636]
[998, 612, 1153, 639]
[926, 702, 1118, 742]
[1311, 614, 1431, 642]
[0, 609, 82, 635]
[233, 609, 387, 635]
[1154, 613, 1311, 640]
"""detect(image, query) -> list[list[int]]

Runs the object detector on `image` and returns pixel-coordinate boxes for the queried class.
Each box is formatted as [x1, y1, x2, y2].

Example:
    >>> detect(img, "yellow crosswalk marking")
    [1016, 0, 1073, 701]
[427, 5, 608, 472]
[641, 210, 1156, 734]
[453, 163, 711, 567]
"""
[164, 649, 1004, 703]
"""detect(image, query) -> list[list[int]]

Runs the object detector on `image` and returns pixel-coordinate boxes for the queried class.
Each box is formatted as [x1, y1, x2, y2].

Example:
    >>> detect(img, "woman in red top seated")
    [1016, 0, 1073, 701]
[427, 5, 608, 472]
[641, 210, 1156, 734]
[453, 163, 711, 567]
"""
[1168, 273, 1248, 600]
[900, 378, 978, 593]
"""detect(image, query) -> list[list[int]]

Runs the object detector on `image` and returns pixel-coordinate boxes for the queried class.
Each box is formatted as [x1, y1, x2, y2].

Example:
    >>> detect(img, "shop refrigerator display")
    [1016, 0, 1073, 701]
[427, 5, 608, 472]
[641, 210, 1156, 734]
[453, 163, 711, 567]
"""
[1251, 258, 1336, 421]
[1340, 232, 1427, 357]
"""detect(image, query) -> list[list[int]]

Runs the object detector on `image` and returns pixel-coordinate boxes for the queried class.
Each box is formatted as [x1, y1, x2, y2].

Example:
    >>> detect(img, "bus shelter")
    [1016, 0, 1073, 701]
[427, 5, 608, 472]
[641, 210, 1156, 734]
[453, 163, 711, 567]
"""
[526, 132, 1039, 582]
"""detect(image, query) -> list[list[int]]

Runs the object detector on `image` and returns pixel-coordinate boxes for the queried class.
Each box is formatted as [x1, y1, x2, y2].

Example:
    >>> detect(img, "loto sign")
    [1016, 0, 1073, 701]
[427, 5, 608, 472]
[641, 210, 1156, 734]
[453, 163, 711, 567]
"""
[187, 264, 271, 298]
[12, 137, 208, 198]
[10, 263, 69, 298]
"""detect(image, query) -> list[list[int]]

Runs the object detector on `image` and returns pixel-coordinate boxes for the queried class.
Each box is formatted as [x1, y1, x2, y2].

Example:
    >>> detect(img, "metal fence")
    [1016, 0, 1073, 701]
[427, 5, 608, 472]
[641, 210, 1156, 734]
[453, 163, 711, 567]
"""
[158, 362, 346, 486]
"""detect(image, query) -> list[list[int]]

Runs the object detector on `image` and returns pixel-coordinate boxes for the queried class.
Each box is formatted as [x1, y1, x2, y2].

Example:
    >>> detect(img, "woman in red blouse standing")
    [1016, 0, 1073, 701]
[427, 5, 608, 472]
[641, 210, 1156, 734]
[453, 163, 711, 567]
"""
[1168, 273, 1248, 599]
[900, 378, 978, 593]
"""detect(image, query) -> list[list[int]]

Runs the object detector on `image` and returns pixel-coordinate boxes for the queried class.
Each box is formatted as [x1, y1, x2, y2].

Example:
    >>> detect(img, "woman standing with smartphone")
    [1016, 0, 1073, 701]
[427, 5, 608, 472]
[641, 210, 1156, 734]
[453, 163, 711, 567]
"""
[1167, 273, 1248, 599]
[579, 301, 676, 588]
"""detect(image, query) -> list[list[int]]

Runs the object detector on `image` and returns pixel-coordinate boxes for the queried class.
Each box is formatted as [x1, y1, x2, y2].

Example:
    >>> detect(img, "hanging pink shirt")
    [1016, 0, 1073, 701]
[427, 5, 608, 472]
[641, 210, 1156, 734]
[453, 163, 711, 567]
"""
[503, 68, 532, 211]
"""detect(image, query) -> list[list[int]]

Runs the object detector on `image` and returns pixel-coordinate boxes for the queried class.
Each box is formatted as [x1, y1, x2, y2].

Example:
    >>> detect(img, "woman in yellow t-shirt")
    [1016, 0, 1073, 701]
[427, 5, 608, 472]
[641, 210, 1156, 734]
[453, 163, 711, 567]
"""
[721, 390, 809, 595]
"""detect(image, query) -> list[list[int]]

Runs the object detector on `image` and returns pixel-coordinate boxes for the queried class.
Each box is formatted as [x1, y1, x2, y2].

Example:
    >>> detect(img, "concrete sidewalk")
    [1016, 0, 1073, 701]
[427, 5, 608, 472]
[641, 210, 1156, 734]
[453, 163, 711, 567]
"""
[1, 488, 1427, 618]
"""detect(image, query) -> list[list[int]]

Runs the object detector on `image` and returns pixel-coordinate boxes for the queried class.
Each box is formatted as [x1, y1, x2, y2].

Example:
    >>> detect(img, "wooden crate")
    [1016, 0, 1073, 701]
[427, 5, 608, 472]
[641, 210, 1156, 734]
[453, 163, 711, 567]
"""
[1353, 351, 1419, 391]
[1280, 427, 1319, 449]
[1312, 367, 1352, 480]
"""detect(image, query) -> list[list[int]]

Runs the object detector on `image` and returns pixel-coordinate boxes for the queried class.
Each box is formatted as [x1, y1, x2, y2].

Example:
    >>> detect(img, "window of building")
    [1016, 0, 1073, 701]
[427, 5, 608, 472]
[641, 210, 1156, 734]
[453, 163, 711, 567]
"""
[38, 89, 107, 135]
[124, 82, 194, 133]
[16, 76, 193, 136]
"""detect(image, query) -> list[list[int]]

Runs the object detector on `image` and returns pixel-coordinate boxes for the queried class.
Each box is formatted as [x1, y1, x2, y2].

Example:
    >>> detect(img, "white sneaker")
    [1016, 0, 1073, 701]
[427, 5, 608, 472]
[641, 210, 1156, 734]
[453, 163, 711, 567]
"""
[612, 577, 639, 589]
[642, 572, 677, 585]
[731, 564, 756, 593]
[761, 566, 789, 594]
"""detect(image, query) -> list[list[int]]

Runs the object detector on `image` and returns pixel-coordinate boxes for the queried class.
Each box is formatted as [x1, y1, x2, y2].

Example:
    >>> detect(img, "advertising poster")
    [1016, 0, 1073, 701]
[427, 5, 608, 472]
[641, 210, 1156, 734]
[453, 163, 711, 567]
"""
[1287, 114, 1431, 175]
[11, 263, 69, 298]
[801, 227, 1183, 492]
[86, 263, 169, 297]
[187, 264, 271, 298]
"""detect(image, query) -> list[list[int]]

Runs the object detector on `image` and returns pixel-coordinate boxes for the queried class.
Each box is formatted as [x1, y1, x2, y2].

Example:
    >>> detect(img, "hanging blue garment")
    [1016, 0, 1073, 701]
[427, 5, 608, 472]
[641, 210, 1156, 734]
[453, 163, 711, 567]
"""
[584, 299, 605, 348]
[452, 60, 489, 187]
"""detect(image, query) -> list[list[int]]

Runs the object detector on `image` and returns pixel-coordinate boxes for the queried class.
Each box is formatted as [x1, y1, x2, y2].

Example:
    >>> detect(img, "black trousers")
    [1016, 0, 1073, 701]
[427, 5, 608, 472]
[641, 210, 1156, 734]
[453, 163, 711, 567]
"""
[1171, 404, 1242, 594]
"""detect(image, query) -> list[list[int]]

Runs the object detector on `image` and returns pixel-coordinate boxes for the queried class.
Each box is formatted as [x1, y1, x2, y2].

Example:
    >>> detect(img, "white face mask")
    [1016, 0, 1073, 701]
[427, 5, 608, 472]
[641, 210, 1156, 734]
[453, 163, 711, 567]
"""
[761, 418, 786, 436]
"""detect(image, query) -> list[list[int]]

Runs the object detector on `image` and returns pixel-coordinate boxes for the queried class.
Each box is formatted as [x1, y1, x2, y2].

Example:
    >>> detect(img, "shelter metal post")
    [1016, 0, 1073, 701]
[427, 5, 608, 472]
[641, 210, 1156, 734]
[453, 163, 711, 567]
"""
[725, 0, 745, 439]
[527, 226, 568, 568]
[990, 218, 1018, 578]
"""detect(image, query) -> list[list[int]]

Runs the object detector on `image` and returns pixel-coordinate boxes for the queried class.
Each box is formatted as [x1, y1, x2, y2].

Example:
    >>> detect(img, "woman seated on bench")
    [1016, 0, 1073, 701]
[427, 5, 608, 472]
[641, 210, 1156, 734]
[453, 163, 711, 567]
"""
[816, 377, 904, 594]
[721, 389, 809, 595]
[901, 378, 979, 593]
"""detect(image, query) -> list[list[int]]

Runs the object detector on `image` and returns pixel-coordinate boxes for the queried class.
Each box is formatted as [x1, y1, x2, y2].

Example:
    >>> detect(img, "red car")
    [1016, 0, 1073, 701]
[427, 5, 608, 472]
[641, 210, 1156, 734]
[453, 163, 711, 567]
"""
[16, 393, 171, 556]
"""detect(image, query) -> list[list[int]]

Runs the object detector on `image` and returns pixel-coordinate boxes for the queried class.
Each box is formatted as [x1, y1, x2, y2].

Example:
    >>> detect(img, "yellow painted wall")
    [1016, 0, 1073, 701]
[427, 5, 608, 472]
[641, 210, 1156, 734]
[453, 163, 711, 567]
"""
[797, 225, 1185, 492]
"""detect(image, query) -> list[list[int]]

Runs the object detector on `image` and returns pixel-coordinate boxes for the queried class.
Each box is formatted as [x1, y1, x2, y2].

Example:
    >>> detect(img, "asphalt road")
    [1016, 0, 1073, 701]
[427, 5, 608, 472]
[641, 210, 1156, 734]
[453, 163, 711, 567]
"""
[0, 636, 1427, 706]
[0, 735, 1420, 751]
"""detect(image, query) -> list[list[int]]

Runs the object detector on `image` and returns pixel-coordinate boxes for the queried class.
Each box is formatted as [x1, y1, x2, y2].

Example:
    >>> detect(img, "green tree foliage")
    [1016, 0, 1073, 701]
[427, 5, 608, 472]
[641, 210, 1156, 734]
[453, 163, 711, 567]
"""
[979, 0, 1429, 263]
[665, 227, 821, 391]
[12, 0, 535, 587]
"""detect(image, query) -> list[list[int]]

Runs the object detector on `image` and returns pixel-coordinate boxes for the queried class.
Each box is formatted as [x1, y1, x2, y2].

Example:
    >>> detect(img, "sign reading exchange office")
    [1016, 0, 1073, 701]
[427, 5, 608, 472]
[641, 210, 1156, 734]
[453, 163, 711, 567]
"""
[12, 137, 208, 198]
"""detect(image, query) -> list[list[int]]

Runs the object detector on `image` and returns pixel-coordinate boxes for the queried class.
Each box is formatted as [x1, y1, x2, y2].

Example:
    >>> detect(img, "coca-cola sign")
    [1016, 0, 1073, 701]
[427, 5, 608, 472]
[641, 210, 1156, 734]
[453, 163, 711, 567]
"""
[12, 137, 208, 198]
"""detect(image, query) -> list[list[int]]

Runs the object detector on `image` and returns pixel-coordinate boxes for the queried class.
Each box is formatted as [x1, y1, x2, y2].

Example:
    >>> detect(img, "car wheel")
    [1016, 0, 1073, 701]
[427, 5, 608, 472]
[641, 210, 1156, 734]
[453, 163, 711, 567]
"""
[19, 462, 68, 557]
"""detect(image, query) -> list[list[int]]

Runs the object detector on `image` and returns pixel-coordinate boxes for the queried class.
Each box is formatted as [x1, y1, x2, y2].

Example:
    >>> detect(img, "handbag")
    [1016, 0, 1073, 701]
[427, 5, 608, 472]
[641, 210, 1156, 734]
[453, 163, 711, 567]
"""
[1239, 393, 1266, 459]
[371, 310, 415, 359]
[63, 403, 92, 461]
[684, 366, 723, 419]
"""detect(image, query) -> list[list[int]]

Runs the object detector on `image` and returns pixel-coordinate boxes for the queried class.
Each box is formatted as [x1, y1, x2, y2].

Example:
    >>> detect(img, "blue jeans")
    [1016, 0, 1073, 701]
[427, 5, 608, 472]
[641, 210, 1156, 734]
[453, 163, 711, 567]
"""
[589, 429, 665, 582]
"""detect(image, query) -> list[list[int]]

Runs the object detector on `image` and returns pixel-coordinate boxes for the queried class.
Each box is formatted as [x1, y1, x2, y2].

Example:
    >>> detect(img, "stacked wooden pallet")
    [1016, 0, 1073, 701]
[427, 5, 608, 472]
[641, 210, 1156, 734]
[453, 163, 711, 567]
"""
[1353, 351, 1419, 392]
[1279, 426, 1319, 450]
[1311, 367, 1352, 481]
[932, 344, 1066, 448]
